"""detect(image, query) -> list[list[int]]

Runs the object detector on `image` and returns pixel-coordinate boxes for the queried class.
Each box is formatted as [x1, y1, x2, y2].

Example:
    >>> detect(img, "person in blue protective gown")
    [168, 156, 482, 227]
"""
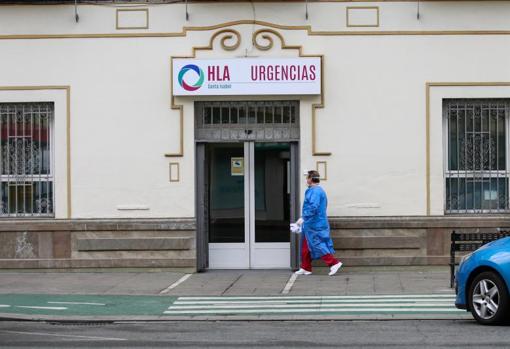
[292, 170, 343, 276]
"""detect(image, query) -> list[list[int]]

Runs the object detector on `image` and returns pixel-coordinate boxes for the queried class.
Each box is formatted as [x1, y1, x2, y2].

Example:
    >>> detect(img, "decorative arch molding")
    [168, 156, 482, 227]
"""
[165, 25, 331, 157]
[252, 28, 291, 51]
[207, 29, 241, 52]
[3, 19, 510, 40]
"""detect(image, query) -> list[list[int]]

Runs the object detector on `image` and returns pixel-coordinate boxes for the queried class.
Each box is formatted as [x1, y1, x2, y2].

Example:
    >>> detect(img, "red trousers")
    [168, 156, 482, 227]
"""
[300, 236, 339, 272]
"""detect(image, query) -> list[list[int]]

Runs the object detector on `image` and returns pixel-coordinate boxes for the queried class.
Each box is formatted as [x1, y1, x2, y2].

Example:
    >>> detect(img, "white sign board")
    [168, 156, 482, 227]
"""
[172, 57, 321, 96]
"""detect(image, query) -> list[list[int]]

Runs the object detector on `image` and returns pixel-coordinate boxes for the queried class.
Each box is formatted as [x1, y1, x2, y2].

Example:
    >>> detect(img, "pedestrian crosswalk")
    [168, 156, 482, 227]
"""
[163, 294, 464, 316]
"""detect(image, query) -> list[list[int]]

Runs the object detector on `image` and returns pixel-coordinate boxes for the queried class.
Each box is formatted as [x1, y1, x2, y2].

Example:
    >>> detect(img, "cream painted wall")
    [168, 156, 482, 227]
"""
[1, 2, 510, 34]
[1, 2, 510, 218]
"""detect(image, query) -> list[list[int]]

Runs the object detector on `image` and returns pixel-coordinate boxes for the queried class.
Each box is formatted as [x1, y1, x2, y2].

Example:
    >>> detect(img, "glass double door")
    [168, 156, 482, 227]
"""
[207, 142, 293, 269]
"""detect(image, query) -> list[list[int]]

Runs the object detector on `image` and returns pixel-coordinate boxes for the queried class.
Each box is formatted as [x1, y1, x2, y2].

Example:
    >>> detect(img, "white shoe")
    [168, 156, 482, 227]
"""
[328, 262, 343, 276]
[294, 268, 312, 275]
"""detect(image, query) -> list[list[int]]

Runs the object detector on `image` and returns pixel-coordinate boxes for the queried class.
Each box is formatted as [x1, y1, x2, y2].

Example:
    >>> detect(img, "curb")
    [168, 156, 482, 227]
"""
[0, 312, 473, 323]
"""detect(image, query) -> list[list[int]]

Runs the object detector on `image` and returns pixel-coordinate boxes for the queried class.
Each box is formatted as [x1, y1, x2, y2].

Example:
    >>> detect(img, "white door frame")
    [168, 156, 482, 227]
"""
[208, 142, 250, 269]
[208, 142, 291, 269]
[247, 141, 290, 269]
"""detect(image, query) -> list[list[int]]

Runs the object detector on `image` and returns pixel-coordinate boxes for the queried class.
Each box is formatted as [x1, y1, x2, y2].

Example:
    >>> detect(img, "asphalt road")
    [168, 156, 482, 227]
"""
[0, 320, 509, 348]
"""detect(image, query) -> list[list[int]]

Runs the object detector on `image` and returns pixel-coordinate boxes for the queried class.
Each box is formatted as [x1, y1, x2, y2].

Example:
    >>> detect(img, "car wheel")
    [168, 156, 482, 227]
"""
[468, 271, 509, 325]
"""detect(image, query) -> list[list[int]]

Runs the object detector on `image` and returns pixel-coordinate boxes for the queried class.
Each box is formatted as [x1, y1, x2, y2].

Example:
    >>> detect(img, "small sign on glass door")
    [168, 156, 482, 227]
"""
[231, 157, 244, 176]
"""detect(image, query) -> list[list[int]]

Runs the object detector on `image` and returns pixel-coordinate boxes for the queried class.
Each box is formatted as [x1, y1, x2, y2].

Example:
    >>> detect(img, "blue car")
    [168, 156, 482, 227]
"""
[455, 237, 510, 325]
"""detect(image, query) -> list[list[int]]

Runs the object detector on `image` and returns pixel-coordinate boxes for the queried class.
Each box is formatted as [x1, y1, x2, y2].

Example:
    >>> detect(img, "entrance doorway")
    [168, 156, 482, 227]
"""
[195, 101, 300, 269]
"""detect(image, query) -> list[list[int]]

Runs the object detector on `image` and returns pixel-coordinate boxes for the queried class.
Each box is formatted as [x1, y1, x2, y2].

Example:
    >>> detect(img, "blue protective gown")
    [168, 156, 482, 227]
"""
[302, 185, 335, 260]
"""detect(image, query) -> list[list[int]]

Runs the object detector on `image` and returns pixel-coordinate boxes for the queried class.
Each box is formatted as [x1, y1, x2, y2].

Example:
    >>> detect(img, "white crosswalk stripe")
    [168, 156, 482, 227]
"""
[163, 294, 463, 316]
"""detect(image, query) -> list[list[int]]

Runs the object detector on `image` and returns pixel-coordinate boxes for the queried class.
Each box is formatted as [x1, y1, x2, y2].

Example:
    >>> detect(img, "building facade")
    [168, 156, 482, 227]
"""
[1, 0, 510, 271]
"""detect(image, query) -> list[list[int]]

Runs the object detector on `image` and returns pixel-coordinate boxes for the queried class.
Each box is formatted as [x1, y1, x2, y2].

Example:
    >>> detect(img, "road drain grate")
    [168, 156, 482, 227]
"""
[47, 321, 115, 327]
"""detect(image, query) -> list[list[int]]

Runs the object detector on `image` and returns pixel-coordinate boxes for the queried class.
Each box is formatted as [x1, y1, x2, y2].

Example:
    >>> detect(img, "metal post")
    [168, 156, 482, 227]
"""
[185, 0, 189, 21]
[195, 143, 208, 271]
[305, 0, 309, 20]
[450, 231, 457, 288]
[290, 142, 300, 270]
[416, 0, 420, 20]
[75, 0, 79, 23]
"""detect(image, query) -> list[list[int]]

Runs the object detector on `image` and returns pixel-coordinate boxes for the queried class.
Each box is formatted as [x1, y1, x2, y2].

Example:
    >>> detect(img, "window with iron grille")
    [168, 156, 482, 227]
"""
[195, 101, 300, 142]
[445, 99, 510, 214]
[0, 103, 54, 217]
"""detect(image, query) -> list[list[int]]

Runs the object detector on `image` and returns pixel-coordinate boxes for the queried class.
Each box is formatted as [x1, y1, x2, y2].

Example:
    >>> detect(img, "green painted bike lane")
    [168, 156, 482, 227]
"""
[0, 294, 470, 320]
[0, 294, 177, 317]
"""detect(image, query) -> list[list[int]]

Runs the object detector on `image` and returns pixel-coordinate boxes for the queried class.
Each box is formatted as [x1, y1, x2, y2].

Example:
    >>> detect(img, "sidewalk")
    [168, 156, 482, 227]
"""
[0, 266, 453, 296]
[0, 266, 469, 321]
